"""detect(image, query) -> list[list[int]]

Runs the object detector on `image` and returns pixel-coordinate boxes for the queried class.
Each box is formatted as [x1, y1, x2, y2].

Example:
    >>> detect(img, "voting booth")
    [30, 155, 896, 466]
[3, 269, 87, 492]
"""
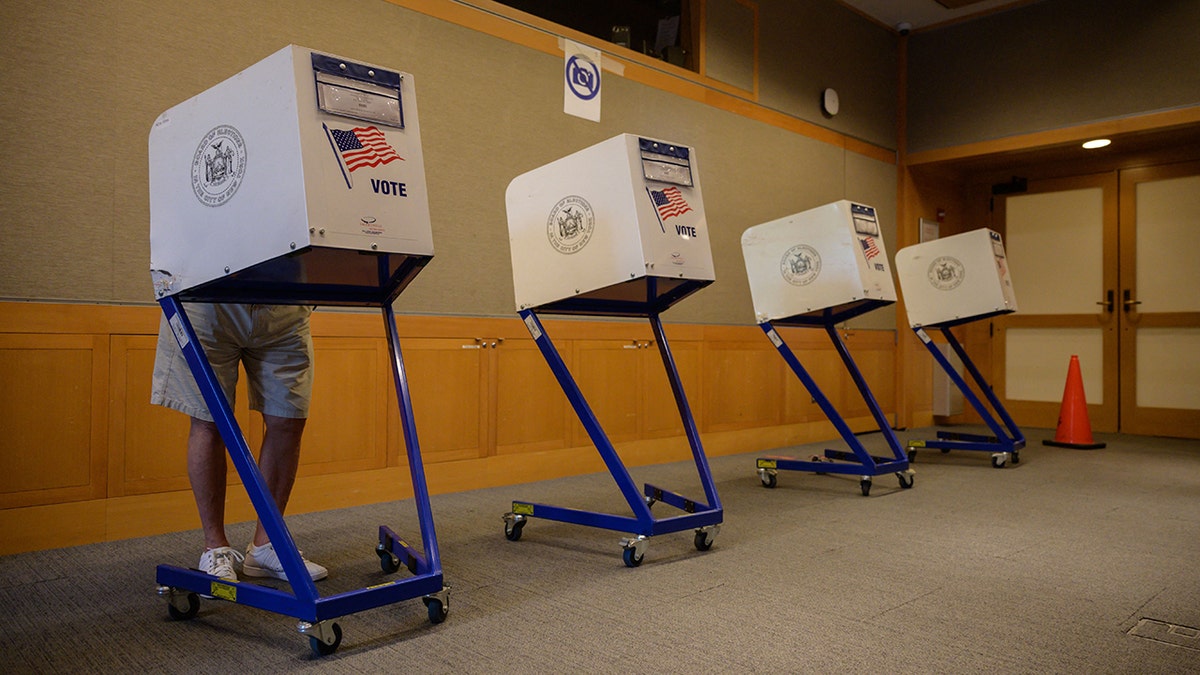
[149, 45, 445, 656]
[742, 201, 913, 495]
[894, 228, 1025, 467]
[502, 134, 721, 566]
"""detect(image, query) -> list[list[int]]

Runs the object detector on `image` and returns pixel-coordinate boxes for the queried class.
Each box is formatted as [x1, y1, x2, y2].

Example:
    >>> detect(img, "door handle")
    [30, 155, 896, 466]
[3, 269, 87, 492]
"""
[1122, 289, 1142, 311]
[1096, 290, 1113, 313]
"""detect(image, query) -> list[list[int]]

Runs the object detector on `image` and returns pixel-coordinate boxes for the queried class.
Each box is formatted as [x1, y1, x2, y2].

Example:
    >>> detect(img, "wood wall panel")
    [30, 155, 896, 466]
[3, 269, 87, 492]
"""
[108, 335, 190, 496]
[642, 341, 702, 439]
[109, 335, 254, 496]
[0, 302, 900, 554]
[701, 340, 783, 432]
[571, 340, 644, 446]
[394, 337, 489, 463]
[299, 337, 389, 476]
[0, 334, 107, 508]
[494, 339, 570, 455]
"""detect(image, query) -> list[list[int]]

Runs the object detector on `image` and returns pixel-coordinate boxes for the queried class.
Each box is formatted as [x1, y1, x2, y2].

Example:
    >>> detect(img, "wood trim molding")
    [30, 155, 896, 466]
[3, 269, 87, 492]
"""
[907, 106, 1200, 167]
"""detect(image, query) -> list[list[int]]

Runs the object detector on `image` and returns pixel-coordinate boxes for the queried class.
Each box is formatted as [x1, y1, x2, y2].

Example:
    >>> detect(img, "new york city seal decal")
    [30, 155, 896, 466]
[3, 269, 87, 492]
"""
[780, 244, 821, 286]
[546, 195, 595, 254]
[191, 125, 247, 207]
[928, 256, 965, 290]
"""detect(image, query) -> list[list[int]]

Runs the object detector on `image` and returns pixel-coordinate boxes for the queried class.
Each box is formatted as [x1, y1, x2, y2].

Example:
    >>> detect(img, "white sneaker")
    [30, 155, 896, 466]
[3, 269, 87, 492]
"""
[243, 542, 328, 582]
[198, 546, 243, 581]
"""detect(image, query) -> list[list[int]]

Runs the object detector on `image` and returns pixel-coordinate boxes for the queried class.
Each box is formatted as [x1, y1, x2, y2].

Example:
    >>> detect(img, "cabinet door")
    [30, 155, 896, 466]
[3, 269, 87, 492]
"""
[570, 339, 644, 446]
[298, 336, 389, 476]
[391, 338, 489, 463]
[642, 340, 703, 439]
[702, 338, 784, 432]
[1, 334, 107, 507]
[494, 337, 571, 455]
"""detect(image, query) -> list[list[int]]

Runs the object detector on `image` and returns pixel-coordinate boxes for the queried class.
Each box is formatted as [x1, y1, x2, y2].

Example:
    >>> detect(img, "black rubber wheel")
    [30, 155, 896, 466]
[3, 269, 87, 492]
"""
[166, 592, 200, 621]
[504, 519, 526, 542]
[1012, 451, 1021, 464]
[760, 472, 777, 488]
[379, 550, 401, 574]
[623, 547, 644, 567]
[694, 530, 714, 551]
[860, 479, 872, 497]
[309, 623, 342, 657]
[424, 597, 448, 624]
[907, 449, 918, 462]
[941, 448, 951, 454]
[898, 473, 914, 489]
[991, 455, 1007, 469]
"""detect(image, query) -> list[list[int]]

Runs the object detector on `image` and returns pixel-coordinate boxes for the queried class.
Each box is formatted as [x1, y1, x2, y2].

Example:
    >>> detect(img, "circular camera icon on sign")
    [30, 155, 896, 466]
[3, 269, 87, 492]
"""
[566, 54, 600, 101]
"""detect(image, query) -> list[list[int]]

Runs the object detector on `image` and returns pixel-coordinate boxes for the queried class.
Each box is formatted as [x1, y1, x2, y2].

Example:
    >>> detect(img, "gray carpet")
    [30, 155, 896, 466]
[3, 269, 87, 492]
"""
[2, 426, 1199, 673]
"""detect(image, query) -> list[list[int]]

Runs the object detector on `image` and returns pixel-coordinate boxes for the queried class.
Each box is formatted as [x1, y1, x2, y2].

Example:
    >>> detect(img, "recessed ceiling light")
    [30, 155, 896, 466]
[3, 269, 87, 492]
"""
[1082, 138, 1111, 149]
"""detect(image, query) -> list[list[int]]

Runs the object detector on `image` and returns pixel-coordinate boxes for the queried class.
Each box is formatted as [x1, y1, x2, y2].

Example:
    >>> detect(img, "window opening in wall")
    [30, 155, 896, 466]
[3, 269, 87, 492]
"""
[493, 0, 696, 71]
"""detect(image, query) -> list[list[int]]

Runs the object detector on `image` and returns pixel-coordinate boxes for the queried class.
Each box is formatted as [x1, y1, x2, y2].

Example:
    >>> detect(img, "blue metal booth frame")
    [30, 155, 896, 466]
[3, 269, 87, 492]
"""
[501, 276, 723, 567]
[754, 297, 916, 496]
[154, 247, 448, 656]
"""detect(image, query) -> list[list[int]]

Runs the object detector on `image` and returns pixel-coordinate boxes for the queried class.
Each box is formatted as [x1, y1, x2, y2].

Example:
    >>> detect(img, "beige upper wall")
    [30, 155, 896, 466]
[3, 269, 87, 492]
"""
[0, 0, 897, 326]
[906, 0, 1200, 153]
[757, 0, 898, 150]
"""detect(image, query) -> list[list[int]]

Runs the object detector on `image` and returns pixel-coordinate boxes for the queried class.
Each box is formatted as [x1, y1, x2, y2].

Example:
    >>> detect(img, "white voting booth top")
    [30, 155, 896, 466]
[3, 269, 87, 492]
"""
[894, 228, 1017, 328]
[505, 134, 714, 315]
[741, 200, 896, 325]
[149, 45, 433, 306]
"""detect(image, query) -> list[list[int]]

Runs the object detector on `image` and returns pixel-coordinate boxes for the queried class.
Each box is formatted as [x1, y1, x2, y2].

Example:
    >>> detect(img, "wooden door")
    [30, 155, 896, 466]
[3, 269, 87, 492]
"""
[1117, 161, 1200, 437]
[994, 173, 1120, 431]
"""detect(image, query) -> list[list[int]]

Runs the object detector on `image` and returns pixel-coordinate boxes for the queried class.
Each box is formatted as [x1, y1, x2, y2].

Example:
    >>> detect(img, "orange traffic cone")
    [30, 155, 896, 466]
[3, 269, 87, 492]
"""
[1042, 355, 1106, 449]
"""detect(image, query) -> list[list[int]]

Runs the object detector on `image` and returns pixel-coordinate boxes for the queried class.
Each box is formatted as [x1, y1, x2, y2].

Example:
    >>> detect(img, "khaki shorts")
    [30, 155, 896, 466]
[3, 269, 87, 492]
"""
[151, 303, 314, 422]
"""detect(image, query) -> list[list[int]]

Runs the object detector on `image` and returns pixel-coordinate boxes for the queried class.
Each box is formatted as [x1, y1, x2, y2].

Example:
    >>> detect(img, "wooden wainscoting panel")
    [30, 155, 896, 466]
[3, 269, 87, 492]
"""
[839, 331, 897, 420]
[642, 340, 703, 439]
[108, 335, 190, 496]
[299, 336, 390, 476]
[0, 334, 107, 508]
[701, 338, 784, 432]
[570, 339, 644, 446]
[110, 335, 254, 496]
[391, 337, 489, 464]
[494, 337, 570, 455]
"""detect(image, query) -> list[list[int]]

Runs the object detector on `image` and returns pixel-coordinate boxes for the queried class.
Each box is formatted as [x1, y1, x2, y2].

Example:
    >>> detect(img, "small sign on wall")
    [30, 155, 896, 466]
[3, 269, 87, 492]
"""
[563, 40, 601, 122]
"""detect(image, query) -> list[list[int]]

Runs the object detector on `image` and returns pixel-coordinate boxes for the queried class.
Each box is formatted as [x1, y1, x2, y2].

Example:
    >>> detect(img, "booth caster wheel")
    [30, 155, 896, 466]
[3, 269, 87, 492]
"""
[860, 478, 872, 496]
[897, 470, 915, 489]
[693, 525, 719, 551]
[502, 513, 527, 541]
[160, 587, 199, 621]
[423, 592, 449, 624]
[991, 453, 1008, 469]
[300, 621, 342, 657]
[620, 535, 648, 567]
[623, 547, 644, 567]
[758, 468, 777, 488]
[907, 449, 917, 462]
[1012, 450, 1021, 464]
[377, 545, 401, 574]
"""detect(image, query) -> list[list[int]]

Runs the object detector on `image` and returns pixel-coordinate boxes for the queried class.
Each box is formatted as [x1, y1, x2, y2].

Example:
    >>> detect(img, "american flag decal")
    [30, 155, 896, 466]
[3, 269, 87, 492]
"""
[329, 126, 403, 172]
[860, 236, 881, 261]
[648, 186, 693, 220]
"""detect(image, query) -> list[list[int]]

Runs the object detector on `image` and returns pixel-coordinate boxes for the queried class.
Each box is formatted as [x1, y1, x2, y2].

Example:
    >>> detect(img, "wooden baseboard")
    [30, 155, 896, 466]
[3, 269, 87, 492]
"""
[0, 417, 884, 555]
